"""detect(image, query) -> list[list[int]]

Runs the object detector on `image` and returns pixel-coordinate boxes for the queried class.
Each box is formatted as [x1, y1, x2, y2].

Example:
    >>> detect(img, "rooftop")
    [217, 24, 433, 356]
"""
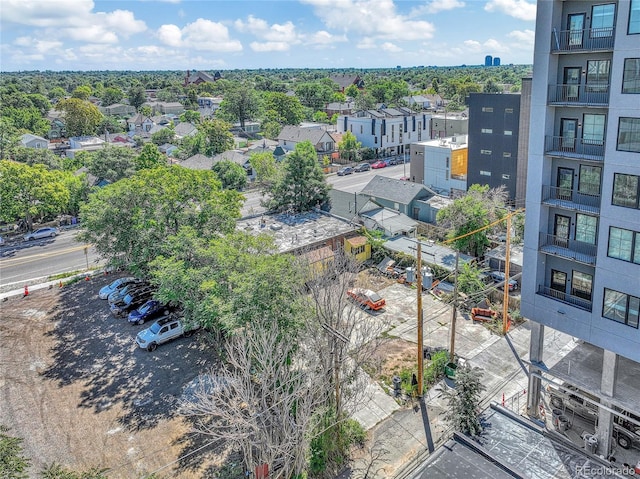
[416, 135, 468, 150]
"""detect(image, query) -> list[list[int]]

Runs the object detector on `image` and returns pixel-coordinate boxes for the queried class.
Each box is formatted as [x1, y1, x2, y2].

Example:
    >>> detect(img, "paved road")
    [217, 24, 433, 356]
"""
[0, 229, 101, 290]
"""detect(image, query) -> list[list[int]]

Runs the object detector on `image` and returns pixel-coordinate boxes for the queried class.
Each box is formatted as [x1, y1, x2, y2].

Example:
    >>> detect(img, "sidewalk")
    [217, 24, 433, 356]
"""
[340, 282, 579, 479]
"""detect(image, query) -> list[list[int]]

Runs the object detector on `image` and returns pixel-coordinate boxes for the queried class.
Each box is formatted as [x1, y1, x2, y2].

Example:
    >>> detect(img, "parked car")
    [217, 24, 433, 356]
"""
[110, 288, 154, 317]
[385, 157, 402, 166]
[337, 167, 354, 176]
[347, 288, 386, 311]
[136, 316, 199, 351]
[371, 161, 387, 169]
[353, 162, 371, 172]
[0, 236, 4, 246]
[128, 300, 169, 325]
[489, 271, 518, 291]
[107, 281, 149, 304]
[98, 277, 138, 300]
[24, 227, 59, 241]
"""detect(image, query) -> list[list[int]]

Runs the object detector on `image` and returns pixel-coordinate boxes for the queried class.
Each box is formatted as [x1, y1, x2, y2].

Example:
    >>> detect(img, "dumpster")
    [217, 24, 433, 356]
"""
[584, 434, 598, 454]
[445, 362, 458, 379]
[558, 415, 570, 432]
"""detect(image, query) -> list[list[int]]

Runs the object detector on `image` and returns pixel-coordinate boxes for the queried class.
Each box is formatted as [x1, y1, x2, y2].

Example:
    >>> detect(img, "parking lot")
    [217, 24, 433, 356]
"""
[0, 275, 222, 477]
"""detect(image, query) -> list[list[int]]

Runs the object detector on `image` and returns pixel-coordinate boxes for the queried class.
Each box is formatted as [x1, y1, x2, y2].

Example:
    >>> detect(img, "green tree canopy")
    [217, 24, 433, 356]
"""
[212, 159, 247, 191]
[0, 426, 30, 479]
[128, 85, 146, 110]
[56, 98, 103, 137]
[294, 82, 335, 110]
[217, 82, 261, 129]
[249, 151, 278, 186]
[136, 143, 166, 170]
[199, 119, 234, 156]
[13, 146, 63, 170]
[337, 131, 362, 162]
[263, 92, 304, 125]
[101, 87, 124, 106]
[440, 364, 486, 435]
[179, 110, 200, 123]
[86, 146, 137, 183]
[79, 166, 242, 273]
[265, 140, 330, 213]
[71, 85, 92, 100]
[151, 126, 175, 146]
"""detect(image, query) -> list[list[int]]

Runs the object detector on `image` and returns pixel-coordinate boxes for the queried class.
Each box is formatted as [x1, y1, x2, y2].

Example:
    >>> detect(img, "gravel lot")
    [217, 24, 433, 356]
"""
[0, 275, 225, 478]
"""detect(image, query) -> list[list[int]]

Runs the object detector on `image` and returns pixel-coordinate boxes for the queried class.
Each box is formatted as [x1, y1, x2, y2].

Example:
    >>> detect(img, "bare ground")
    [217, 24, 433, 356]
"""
[0, 277, 229, 478]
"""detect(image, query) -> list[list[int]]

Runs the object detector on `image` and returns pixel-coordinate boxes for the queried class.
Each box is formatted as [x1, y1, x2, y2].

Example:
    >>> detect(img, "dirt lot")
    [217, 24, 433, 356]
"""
[0, 276, 226, 478]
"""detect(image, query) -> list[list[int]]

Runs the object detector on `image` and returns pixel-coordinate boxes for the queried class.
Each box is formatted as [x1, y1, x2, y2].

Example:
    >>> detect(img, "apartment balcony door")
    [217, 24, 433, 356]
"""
[560, 118, 578, 150]
[557, 167, 574, 200]
[568, 13, 585, 47]
[563, 67, 581, 100]
[554, 214, 571, 248]
[551, 270, 567, 293]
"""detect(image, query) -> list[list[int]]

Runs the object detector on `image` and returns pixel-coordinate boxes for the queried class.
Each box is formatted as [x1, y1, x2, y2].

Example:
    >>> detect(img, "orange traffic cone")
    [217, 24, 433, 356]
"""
[85, 275, 90, 281]
[24, 284, 29, 297]
[59, 281, 63, 288]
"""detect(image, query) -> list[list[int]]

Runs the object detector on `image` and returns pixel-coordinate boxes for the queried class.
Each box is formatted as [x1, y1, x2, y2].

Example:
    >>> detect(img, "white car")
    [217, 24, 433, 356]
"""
[24, 227, 59, 241]
[136, 316, 198, 351]
[98, 277, 138, 300]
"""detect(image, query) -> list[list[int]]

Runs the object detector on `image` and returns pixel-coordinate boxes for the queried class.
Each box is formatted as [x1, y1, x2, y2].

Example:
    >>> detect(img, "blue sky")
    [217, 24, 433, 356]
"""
[0, 0, 536, 72]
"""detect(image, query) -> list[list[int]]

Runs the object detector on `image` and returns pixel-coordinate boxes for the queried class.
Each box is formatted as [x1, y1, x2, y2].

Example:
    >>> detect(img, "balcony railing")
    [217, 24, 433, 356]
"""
[541, 185, 601, 214]
[537, 285, 593, 311]
[544, 136, 605, 161]
[551, 27, 615, 52]
[539, 232, 597, 265]
[547, 84, 610, 106]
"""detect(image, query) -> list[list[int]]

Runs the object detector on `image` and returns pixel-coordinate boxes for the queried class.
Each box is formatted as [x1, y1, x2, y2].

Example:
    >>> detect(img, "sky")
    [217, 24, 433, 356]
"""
[0, 0, 537, 72]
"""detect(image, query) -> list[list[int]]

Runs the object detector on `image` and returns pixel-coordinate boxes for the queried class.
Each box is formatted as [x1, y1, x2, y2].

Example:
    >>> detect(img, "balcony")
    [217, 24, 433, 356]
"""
[539, 232, 597, 265]
[541, 185, 600, 214]
[537, 285, 593, 311]
[544, 136, 605, 162]
[551, 27, 615, 53]
[547, 84, 609, 107]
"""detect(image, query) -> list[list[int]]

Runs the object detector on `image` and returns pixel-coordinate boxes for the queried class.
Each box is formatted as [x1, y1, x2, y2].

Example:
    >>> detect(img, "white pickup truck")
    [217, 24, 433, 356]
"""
[135, 316, 199, 352]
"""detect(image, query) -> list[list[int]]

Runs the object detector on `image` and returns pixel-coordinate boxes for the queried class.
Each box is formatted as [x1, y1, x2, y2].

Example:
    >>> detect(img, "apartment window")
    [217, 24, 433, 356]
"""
[503, 152, 511, 157]
[481, 128, 493, 134]
[571, 271, 593, 301]
[576, 214, 597, 244]
[504, 130, 513, 136]
[612, 173, 640, 208]
[586, 60, 610, 91]
[617, 118, 640, 152]
[480, 170, 491, 176]
[630, 0, 640, 34]
[360, 125, 363, 134]
[583, 114, 606, 144]
[591, 4, 615, 37]
[608, 226, 640, 263]
[505, 108, 514, 114]
[603, 289, 640, 328]
[578, 165, 601, 195]
[481, 149, 492, 155]
[352, 245, 366, 255]
[482, 107, 493, 112]
[502, 174, 510, 180]
[551, 270, 567, 292]
[623, 59, 640, 93]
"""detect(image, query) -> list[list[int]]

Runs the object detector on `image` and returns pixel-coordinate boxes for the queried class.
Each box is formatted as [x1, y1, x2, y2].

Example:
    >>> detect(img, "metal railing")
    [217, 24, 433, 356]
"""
[544, 136, 605, 161]
[541, 185, 601, 212]
[537, 285, 593, 311]
[547, 84, 610, 106]
[539, 232, 597, 265]
[551, 27, 615, 52]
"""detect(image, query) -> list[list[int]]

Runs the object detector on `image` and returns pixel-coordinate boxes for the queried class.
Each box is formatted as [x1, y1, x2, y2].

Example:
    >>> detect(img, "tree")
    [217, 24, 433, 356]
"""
[248, 151, 278, 186]
[483, 79, 502, 94]
[179, 110, 200, 123]
[13, 146, 63, 170]
[436, 184, 507, 257]
[48, 86, 67, 102]
[337, 131, 361, 163]
[151, 126, 175, 146]
[56, 98, 103, 137]
[139, 105, 152, 118]
[71, 85, 91, 100]
[313, 111, 329, 123]
[457, 262, 487, 296]
[0, 426, 30, 479]
[265, 141, 330, 213]
[199, 119, 234, 156]
[263, 92, 304, 125]
[439, 363, 486, 435]
[295, 82, 335, 110]
[86, 146, 137, 183]
[128, 85, 146, 110]
[260, 120, 281, 140]
[79, 166, 242, 273]
[212, 159, 247, 190]
[1, 106, 50, 137]
[98, 115, 122, 134]
[344, 84, 359, 99]
[101, 87, 124, 106]
[0, 161, 70, 229]
[0, 119, 22, 160]
[136, 143, 166, 170]
[217, 82, 261, 129]
[354, 90, 376, 111]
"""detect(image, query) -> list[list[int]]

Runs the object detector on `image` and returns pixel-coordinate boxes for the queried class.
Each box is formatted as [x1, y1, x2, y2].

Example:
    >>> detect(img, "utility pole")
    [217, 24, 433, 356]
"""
[416, 241, 423, 397]
[502, 214, 512, 335]
[449, 251, 459, 361]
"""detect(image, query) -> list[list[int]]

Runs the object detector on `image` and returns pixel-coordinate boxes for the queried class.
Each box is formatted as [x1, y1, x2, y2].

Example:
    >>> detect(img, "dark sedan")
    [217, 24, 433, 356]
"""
[354, 163, 371, 172]
[337, 167, 354, 176]
[110, 288, 155, 317]
[128, 300, 169, 325]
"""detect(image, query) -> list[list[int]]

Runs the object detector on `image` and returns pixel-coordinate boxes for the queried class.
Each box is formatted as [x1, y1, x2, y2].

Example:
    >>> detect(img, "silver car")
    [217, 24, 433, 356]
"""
[136, 316, 198, 351]
[24, 227, 59, 241]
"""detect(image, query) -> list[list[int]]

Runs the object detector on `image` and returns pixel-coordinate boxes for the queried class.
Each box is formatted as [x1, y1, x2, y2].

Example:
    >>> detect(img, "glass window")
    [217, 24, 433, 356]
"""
[578, 165, 601, 195]
[504, 130, 512, 135]
[481, 128, 493, 133]
[551, 270, 567, 292]
[503, 152, 511, 157]
[623, 59, 640, 93]
[608, 227, 634, 261]
[586, 60, 610, 92]
[482, 107, 493, 112]
[576, 214, 597, 244]
[571, 271, 593, 301]
[502, 174, 510, 179]
[481, 150, 492, 155]
[617, 118, 640, 152]
[613, 173, 639, 208]
[630, 0, 640, 34]
[603, 288, 640, 328]
[505, 108, 514, 113]
[583, 114, 606, 143]
[480, 170, 491, 176]
[591, 4, 615, 37]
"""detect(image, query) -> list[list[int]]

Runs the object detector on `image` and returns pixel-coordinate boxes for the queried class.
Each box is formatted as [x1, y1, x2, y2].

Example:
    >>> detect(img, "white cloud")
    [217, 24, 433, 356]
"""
[484, 0, 536, 21]
[381, 42, 402, 53]
[412, 0, 465, 15]
[64, 27, 119, 44]
[483, 38, 509, 53]
[463, 40, 482, 51]
[96, 10, 146, 37]
[235, 15, 299, 43]
[14, 37, 62, 53]
[249, 41, 290, 52]
[302, 0, 435, 41]
[305, 31, 348, 45]
[156, 19, 242, 52]
[356, 37, 376, 50]
[508, 29, 535, 46]
[1, 0, 94, 27]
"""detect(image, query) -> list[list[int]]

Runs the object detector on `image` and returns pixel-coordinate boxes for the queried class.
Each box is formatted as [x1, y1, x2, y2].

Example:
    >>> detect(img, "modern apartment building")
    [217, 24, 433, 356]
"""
[523, 0, 640, 455]
[409, 136, 468, 196]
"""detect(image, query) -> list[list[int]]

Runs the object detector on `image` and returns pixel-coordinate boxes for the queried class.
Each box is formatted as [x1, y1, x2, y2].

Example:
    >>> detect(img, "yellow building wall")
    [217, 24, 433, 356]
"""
[451, 148, 467, 177]
[344, 236, 371, 262]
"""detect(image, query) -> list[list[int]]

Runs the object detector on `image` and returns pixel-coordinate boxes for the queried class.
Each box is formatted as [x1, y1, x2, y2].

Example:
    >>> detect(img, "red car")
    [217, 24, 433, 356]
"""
[347, 288, 386, 311]
[371, 161, 387, 169]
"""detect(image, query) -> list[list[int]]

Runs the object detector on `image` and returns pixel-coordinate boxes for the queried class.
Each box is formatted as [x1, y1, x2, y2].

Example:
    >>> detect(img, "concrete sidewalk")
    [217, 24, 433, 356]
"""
[340, 282, 579, 479]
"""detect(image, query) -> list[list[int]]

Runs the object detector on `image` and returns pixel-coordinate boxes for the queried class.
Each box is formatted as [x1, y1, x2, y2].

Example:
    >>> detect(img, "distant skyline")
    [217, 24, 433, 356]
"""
[0, 0, 536, 72]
